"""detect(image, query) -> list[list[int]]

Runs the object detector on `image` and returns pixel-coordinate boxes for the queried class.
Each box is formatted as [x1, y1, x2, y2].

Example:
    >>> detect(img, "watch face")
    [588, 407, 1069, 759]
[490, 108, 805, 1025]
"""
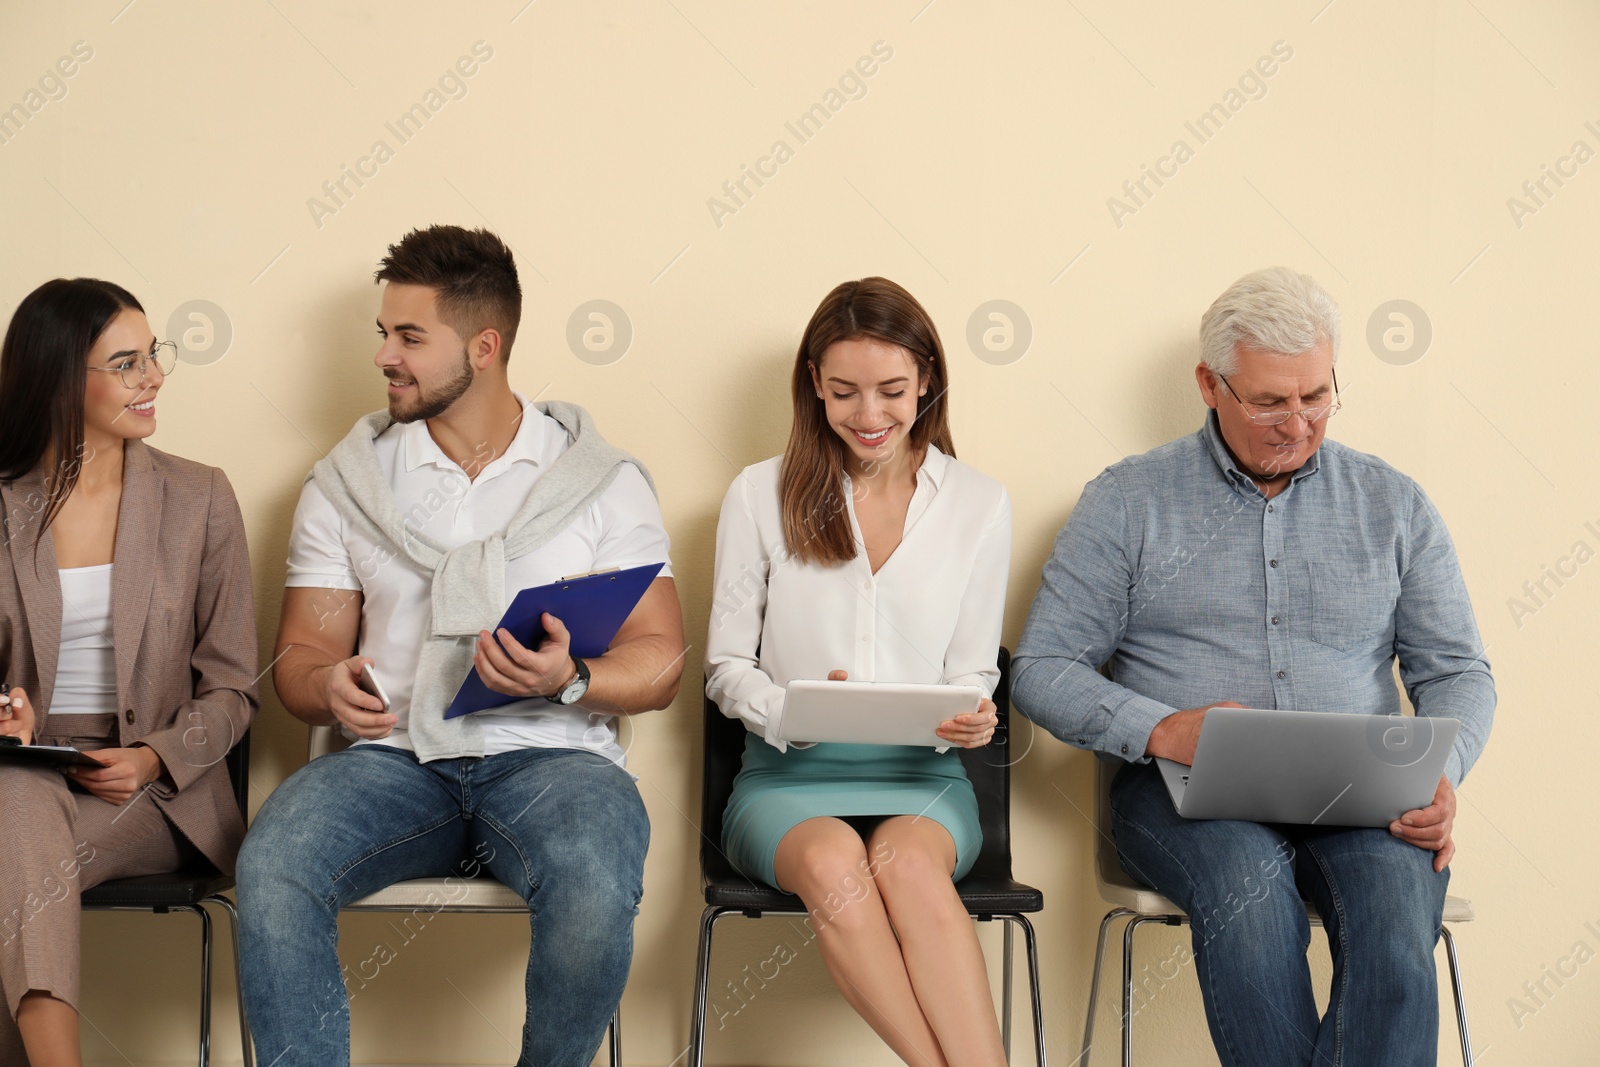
[563, 676, 590, 704]
[558, 660, 590, 705]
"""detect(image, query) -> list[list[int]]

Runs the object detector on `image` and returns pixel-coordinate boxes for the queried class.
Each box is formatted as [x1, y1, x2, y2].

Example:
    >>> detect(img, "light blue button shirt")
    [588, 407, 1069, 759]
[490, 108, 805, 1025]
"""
[1013, 412, 1494, 785]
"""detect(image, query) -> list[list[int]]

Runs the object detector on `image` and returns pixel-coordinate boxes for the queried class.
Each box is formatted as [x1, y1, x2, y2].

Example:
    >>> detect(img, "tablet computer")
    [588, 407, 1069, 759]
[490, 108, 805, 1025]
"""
[776, 680, 985, 751]
[0, 737, 108, 770]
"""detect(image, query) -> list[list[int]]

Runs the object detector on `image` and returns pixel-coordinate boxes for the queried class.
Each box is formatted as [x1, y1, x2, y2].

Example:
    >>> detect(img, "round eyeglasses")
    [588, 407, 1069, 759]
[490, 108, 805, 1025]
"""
[88, 341, 178, 389]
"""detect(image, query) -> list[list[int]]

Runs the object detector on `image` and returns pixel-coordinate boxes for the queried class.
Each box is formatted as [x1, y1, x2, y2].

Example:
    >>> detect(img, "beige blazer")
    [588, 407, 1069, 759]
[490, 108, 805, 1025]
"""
[0, 439, 258, 875]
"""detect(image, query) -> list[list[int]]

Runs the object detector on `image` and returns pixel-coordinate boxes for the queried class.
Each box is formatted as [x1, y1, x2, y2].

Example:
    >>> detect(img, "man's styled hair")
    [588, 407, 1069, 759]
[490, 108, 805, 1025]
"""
[1199, 266, 1341, 376]
[375, 226, 522, 360]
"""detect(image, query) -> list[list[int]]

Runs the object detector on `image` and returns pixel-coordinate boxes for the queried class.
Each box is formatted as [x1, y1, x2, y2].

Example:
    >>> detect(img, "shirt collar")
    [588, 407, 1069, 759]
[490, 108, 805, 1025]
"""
[917, 443, 951, 489]
[841, 442, 951, 490]
[1199, 410, 1322, 493]
[402, 392, 545, 475]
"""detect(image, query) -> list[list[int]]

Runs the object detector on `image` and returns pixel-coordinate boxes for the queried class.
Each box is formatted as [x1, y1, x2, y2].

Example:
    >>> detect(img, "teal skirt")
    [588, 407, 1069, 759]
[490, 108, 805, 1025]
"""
[722, 733, 981, 890]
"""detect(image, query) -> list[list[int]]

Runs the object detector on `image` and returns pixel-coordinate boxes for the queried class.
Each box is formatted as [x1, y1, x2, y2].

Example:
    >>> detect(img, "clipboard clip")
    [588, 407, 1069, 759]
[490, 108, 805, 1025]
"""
[558, 567, 622, 588]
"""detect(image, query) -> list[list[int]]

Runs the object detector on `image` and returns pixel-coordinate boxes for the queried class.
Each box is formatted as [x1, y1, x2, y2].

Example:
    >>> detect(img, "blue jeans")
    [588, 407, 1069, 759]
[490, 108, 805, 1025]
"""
[237, 744, 649, 1067]
[1111, 762, 1448, 1067]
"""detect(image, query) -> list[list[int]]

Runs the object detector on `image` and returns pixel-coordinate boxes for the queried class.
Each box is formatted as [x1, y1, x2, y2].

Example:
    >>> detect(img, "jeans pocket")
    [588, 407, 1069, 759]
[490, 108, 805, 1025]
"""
[1308, 559, 1399, 652]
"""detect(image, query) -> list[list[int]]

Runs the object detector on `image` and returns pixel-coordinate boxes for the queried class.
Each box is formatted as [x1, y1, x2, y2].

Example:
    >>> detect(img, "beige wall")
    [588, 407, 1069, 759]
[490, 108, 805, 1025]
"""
[3, 1, 1597, 1063]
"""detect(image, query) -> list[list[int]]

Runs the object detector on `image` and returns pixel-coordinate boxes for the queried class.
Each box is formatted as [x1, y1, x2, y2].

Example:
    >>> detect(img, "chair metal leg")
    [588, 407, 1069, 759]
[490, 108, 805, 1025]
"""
[688, 906, 730, 1067]
[1122, 915, 1169, 1067]
[1080, 908, 1132, 1067]
[608, 1010, 622, 1067]
[997, 914, 1047, 1067]
[1003, 920, 1015, 1064]
[204, 895, 253, 1067]
[169, 904, 214, 1067]
[1440, 925, 1474, 1065]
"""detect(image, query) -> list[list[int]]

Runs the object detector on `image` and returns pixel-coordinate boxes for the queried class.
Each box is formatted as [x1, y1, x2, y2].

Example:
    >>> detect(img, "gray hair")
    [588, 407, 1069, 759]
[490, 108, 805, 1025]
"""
[1199, 267, 1341, 376]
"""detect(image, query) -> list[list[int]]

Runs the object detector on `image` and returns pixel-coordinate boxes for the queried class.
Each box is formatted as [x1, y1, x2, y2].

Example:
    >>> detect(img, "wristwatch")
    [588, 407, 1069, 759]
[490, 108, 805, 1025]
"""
[551, 656, 590, 705]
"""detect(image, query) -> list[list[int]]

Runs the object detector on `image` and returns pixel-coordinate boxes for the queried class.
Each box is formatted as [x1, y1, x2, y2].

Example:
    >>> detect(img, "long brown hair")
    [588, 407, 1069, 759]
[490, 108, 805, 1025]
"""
[779, 277, 954, 566]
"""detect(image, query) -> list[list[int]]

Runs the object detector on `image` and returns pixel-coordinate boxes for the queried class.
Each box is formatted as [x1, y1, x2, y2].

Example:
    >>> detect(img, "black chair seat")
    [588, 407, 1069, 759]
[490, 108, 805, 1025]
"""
[82, 869, 234, 909]
[703, 876, 1042, 914]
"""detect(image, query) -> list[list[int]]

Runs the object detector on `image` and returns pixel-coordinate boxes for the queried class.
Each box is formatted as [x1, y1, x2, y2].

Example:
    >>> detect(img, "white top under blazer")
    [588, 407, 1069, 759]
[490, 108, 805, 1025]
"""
[704, 446, 1012, 752]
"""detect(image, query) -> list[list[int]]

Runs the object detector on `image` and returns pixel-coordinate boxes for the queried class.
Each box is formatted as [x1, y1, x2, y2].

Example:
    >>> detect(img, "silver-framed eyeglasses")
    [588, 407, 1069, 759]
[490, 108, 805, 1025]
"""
[1215, 367, 1341, 426]
[88, 340, 177, 389]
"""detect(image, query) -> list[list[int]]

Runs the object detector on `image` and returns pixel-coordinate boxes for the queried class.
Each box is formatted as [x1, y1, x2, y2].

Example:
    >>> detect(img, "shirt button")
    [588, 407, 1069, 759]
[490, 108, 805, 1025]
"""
[1076, 738, 1087, 745]
[1120, 743, 1129, 755]
[1269, 559, 1278, 568]
[1277, 670, 1286, 679]
[1271, 616, 1280, 625]
[1267, 505, 1275, 513]
[125, 708, 136, 725]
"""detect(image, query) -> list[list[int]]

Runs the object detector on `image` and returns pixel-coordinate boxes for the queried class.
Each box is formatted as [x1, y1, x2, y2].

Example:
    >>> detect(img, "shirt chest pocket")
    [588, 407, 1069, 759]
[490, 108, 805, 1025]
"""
[1307, 559, 1400, 652]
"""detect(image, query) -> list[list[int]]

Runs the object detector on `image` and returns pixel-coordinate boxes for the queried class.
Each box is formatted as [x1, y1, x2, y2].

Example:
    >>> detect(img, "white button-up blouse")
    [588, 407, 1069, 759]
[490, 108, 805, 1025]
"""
[704, 446, 1012, 752]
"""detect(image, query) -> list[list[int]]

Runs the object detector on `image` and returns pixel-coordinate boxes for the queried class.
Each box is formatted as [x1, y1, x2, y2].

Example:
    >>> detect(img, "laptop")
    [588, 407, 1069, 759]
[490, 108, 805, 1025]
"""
[1155, 708, 1459, 827]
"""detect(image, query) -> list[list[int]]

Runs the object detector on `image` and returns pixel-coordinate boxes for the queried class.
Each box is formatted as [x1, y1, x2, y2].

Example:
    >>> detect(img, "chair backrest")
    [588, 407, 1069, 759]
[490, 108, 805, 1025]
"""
[955, 648, 1016, 881]
[700, 687, 750, 880]
[226, 726, 251, 819]
[1093, 752, 1142, 891]
[307, 723, 348, 761]
[700, 649, 1017, 882]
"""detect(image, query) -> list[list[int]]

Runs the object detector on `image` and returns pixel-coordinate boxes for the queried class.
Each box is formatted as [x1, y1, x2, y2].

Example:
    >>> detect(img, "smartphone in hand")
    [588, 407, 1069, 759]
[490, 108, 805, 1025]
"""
[357, 664, 392, 711]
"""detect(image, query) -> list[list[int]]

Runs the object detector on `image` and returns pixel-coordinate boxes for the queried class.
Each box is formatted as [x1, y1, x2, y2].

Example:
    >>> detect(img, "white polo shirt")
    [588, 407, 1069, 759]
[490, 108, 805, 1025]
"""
[285, 395, 672, 764]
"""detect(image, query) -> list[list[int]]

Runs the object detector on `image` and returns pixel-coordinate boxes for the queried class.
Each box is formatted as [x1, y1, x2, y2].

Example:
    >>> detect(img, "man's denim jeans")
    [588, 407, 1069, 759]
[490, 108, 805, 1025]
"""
[237, 744, 649, 1067]
[1111, 761, 1448, 1067]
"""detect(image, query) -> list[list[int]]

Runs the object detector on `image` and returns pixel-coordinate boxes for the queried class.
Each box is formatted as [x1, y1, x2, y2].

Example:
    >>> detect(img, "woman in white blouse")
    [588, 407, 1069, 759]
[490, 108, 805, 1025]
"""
[705, 277, 1012, 1066]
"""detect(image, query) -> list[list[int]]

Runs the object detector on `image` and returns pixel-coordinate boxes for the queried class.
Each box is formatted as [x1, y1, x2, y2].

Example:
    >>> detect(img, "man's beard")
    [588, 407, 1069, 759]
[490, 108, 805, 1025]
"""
[389, 349, 473, 423]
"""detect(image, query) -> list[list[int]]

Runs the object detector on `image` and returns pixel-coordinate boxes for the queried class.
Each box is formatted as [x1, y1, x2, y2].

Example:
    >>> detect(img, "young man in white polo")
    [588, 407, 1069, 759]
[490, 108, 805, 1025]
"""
[239, 225, 684, 1066]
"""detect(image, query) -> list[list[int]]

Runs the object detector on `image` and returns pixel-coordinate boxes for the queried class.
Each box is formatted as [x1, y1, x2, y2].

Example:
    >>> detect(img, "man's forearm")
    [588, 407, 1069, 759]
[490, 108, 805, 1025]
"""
[1413, 670, 1496, 786]
[1012, 652, 1174, 760]
[580, 634, 685, 715]
[273, 645, 340, 726]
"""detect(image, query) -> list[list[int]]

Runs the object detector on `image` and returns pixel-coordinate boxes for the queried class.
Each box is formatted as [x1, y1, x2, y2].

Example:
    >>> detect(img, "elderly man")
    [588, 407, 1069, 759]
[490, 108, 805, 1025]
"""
[1014, 267, 1494, 1066]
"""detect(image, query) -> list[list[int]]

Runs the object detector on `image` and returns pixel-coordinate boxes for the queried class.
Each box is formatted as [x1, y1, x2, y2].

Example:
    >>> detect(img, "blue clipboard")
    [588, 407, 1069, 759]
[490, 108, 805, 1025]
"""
[444, 562, 664, 719]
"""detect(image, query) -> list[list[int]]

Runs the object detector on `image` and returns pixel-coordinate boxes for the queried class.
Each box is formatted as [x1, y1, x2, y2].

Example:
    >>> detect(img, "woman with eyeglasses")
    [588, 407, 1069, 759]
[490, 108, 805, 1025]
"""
[705, 277, 1012, 1066]
[0, 278, 257, 1065]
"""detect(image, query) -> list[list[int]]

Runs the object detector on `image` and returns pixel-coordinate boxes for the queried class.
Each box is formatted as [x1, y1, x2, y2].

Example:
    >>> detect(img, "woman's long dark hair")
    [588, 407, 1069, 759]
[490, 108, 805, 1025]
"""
[0, 278, 144, 532]
[779, 277, 954, 566]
